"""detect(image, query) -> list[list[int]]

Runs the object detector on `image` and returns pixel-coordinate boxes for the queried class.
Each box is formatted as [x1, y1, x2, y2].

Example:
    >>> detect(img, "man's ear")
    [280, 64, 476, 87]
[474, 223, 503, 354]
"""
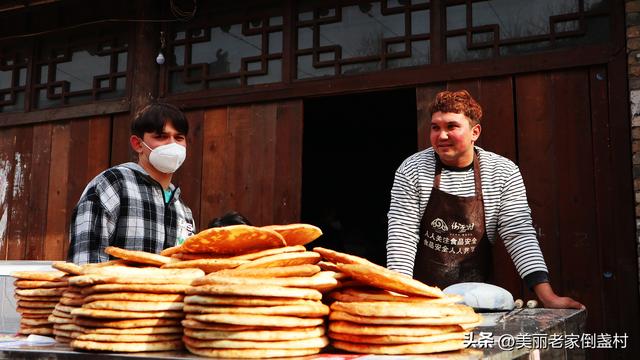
[130, 135, 144, 154]
[471, 123, 481, 141]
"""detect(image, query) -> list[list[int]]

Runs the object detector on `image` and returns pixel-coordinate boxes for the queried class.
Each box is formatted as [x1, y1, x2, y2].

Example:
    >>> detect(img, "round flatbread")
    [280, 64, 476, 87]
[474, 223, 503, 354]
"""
[186, 313, 325, 328]
[214, 264, 320, 278]
[184, 295, 317, 307]
[329, 320, 462, 336]
[181, 319, 257, 331]
[83, 326, 182, 335]
[14, 280, 68, 288]
[261, 224, 322, 246]
[83, 300, 184, 312]
[184, 326, 325, 341]
[48, 314, 73, 324]
[229, 245, 306, 261]
[330, 301, 474, 318]
[329, 311, 481, 326]
[17, 306, 54, 314]
[11, 271, 66, 281]
[337, 263, 445, 298]
[331, 288, 462, 304]
[181, 225, 286, 254]
[192, 272, 336, 290]
[105, 246, 179, 266]
[15, 287, 66, 297]
[84, 292, 184, 303]
[74, 317, 180, 329]
[16, 300, 57, 309]
[183, 335, 329, 349]
[52, 262, 83, 275]
[20, 318, 51, 326]
[71, 308, 184, 319]
[234, 252, 321, 269]
[183, 303, 329, 317]
[186, 284, 322, 300]
[70, 339, 183, 352]
[332, 339, 466, 355]
[80, 283, 190, 295]
[59, 297, 85, 306]
[71, 332, 182, 342]
[329, 330, 466, 344]
[19, 326, 54, 335]
[313, 247, 377, 266]
[161, 258, 248, 273]
[185, 345, 321, 359]
[15, 294, 61, 302]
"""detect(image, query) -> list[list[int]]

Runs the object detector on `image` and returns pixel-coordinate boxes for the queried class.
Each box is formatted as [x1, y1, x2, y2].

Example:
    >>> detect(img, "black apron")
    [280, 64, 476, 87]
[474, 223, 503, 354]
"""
[413, 152, 492, 289]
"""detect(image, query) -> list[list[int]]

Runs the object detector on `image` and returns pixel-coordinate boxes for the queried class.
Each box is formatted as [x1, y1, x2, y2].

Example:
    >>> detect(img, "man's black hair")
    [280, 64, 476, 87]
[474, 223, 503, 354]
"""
[131, 102, 189, 138]
[208, 211, 252, 228]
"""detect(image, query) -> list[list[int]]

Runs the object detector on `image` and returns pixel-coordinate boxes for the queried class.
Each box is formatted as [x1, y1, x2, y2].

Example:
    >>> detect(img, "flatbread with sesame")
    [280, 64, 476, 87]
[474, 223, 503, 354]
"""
[80, 283, 190, 295]
[331, 287, 462, 304]
[330, 310, 481, 326]
[261, 224, 323, 246]
[184, 295, 317, 307]
[105, 246, 179, 266]
[184, 326, 325, 341]
[192, 272, 336, 290]
[74, 317, 180, 329]
[52, 262, 83, 275]
[71, 308, 184, 319]
[329, 330, 466, 344]
[84, 292, 183, 303]
[332, 339, 466, 355]
[83, 326, 182, 335]
[330, 301, 473, 318]
[181, 225, 286, 254]
[71, 332, 182, 342]
[16, 300, 58, 308]
[234, 252, 320, 269]
[329, 321, 462, 336]
[214, 264, 320, 278]
[11, 270, 66, 281]
[20, 318, 51, 326]
[313, 247, 378, 266]
[161, 258, 248, 273]
[14, 280, 68, 288]
[83, 300, 184, 312]
[15, 287, 66, 297]
[337, 263, 445, 298]
[183, 303, 329, 317]
[181, 319, 256, 331]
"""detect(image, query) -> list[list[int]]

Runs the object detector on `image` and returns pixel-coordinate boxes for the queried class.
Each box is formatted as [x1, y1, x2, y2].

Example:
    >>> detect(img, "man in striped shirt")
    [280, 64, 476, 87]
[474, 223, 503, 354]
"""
[387, 90, 583, 309]
[68, 102, 195, 264]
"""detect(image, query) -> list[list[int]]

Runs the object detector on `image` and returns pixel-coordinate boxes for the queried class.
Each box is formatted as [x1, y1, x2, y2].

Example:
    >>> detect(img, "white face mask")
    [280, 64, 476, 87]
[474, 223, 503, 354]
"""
[141, 141, 186, 174]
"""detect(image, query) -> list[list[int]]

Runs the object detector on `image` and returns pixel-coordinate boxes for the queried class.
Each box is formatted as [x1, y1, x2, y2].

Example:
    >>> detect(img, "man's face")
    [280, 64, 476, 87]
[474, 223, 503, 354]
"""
[132, 121, 187, 164]
[429, 111, 480, 167]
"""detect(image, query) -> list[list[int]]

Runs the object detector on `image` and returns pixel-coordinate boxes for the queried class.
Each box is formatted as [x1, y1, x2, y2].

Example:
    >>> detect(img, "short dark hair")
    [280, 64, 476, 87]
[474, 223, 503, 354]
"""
[131, 102, 189, 138]
[429, 90, 483, 125]
[208, 212, 252, 228]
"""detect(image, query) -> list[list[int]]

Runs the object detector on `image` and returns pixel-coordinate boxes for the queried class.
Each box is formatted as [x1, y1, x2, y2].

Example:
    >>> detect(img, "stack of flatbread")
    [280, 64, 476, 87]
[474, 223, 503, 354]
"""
[54, 253, 204, 353]
[314, 247, 481, 355]
[11, 270, 69, 337]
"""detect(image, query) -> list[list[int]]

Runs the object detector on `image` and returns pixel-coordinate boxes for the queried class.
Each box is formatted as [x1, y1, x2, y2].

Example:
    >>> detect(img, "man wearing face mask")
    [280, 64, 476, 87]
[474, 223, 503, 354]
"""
[68, 102, 195, 264]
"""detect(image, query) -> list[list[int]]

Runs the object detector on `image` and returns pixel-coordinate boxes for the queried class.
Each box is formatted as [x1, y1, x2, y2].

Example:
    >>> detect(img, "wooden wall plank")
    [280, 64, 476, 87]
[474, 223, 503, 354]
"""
[44, 122, 71, 260]
[25, 123, 52, 260]
[171, 110, 204, 229]
[200, 107, 229, 228]
[251, 103, 278, 225]
[415, 84, 445, 150]
[0, 127, 16, 260]
[110, 113, 134, 167]
[273, 100, 303, 224]
[230, 105, 256, 223]
[5, 126, 33, 260]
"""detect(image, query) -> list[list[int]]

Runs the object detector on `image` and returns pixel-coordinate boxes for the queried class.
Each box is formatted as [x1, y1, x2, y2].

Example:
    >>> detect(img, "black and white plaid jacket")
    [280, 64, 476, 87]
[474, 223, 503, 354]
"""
[68, 162, 195, 264]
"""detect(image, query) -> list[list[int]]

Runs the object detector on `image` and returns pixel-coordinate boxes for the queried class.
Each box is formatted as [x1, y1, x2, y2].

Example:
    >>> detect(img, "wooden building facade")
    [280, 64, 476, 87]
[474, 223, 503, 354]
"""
[0, 0, 638, 352]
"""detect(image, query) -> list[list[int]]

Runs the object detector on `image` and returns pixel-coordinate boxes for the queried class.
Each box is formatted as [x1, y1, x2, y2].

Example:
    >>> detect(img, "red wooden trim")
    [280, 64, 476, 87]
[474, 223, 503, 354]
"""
[0, 99, 130, 128]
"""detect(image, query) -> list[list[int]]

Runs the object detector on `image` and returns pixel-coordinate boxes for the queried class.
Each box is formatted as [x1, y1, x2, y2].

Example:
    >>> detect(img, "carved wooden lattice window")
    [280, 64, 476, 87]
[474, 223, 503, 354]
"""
[167, 15, 284, 94]
[33, 32, 128, 109]
[445, 0, 610, 62]
[296, 0, 430, 79]
[0, 47, 28, 113]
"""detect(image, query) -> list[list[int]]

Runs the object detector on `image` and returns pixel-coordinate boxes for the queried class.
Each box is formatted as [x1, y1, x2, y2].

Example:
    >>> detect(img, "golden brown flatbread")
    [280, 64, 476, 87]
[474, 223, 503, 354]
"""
[71, 332, 182, 342]
[71, 308, 184, 319]
[183, 303, 329, 317]
[82, 326, 183, 335]
[17, 306, 55, 314]
[184, 326, 325, 341]
[52, 262, 83, 275]
[70, 339, 184, 352]
[214, 264, 320, 278]
[186, 313, 325, 328]
[330, 310, 481, 325]
[184, 295, 317, 307]
[186, 284, 322, 300]
[20, 318, 51, 326]
[83, 300, 184, 312]
[14, 280, 68, 288]
[234, 252, 321, 269]
[185, 345, 321, 359]
[84, 292, 184, 303]
[329, 320, 462, 336]
[183, 335, 329, 349]
[313, 247, 378, 266]
[74, 317, 180, 329]
[18, 326, 54, 335]
[181, 225, 286, 254]
[11, 270, 66, 281]
[229, 245, 307, 261]
[80, 283, 190, 295]
[332, 339, 466, 354]
[337, 263, 445, 298]
[16, 300, 57, 308]
[69, 267, 204, 286]
[261, 224, 323, 246]
[329, 330, 466, 344]
[331, 287, 462, 304]
[59, 297, 85, 306]
[181, 319, 256, 331]
[161, 258, 248, 273]
[331, 301, 474, 318]
[192, 272, 336, 290]
[104, 246, 179, 266]
[15, 287, 66, 297]
[14, 294, 61, 302]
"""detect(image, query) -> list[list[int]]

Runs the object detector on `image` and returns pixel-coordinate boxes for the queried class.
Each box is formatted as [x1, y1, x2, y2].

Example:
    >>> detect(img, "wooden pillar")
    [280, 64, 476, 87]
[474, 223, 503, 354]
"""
[130, 0, 160, 116]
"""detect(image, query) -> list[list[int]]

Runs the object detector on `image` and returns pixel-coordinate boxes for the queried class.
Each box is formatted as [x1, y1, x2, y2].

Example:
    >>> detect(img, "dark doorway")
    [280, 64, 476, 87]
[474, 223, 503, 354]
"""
[301, 89, 418, 266]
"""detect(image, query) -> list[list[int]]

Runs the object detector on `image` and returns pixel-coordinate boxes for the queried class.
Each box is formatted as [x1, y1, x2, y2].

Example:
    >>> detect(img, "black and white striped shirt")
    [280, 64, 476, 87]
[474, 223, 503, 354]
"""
[387, 146, 549, 287]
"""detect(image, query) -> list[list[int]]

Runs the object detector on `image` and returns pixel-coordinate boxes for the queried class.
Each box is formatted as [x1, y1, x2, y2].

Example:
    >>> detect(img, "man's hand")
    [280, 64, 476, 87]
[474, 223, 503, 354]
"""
[533, 282, 585, 310]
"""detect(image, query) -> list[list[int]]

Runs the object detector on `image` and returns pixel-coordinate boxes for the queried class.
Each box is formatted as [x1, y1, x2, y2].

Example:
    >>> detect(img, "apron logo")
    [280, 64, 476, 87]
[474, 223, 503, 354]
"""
[430, 218, 449, 233]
